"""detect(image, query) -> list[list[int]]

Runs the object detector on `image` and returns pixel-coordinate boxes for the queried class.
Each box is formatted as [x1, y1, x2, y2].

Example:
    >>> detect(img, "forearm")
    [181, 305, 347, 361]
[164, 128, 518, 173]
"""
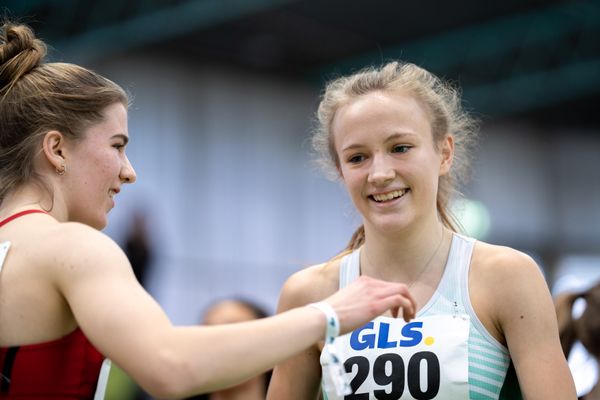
[133, 305, 325, 397]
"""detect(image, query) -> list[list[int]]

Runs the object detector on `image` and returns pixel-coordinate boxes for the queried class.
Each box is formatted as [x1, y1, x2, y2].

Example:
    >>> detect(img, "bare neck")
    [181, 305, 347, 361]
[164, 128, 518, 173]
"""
[0, 184, 65, 222]
[360, 217, 452, 283]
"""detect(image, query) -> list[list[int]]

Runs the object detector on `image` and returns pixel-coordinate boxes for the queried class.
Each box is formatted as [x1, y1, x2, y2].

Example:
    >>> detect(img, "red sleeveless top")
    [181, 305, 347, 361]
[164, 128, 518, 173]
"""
[0, 210, 105, 399]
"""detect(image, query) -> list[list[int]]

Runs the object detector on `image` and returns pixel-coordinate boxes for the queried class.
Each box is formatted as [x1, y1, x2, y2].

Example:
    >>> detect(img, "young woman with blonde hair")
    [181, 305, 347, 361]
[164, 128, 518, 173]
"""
[267, 61, 576, 400]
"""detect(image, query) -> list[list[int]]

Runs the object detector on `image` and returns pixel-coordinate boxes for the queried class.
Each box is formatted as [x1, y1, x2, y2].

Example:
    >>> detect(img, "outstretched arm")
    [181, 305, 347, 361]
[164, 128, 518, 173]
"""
[55, 225, 416, 398]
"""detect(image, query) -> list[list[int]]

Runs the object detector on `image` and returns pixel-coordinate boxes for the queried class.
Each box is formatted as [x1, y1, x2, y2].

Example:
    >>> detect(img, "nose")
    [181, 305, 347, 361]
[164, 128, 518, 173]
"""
[367, 153, 395, 186]
[120, 154, 137, 184]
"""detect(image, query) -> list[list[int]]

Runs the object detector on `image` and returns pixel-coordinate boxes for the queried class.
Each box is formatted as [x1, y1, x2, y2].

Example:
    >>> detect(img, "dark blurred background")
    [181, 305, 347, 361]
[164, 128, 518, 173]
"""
[6, 0, 600, 123]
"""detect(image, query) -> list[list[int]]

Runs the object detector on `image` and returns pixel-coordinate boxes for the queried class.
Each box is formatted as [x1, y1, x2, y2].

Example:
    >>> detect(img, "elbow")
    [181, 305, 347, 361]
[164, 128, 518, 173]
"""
[134, 348, 205, 399]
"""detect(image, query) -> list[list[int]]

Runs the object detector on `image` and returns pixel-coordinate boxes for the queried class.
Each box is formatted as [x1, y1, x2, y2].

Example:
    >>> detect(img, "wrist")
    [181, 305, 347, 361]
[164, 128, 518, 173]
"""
[307, 302, 340, 343]
[307, 302, 351, 396]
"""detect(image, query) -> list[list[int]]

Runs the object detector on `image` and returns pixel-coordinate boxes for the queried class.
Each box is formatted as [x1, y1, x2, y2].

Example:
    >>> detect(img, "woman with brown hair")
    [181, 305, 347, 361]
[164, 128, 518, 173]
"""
[0, 21, 416, 399]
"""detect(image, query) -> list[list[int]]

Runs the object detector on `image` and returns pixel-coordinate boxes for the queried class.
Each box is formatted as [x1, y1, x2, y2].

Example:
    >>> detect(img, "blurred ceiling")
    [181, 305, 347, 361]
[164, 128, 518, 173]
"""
[4, 0, 600, 126]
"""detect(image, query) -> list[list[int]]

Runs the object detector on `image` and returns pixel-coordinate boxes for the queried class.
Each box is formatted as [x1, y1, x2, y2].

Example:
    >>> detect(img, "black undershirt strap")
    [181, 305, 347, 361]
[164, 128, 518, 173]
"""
[0, 346, 20, 393]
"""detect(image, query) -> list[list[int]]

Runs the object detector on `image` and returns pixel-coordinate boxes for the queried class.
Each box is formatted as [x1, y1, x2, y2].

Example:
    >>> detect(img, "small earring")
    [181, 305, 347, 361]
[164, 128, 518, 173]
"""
[56, 164, 66, 175]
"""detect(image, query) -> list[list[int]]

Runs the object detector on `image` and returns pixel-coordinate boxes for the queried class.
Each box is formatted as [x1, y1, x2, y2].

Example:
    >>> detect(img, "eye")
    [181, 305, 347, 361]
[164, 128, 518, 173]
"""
[392, 144, 411, 153]
[347, 154, 366, 164]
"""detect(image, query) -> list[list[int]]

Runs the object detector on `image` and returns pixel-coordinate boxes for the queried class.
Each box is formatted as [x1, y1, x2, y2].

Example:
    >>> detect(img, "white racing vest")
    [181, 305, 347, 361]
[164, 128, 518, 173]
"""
[321, 234, 511, 400]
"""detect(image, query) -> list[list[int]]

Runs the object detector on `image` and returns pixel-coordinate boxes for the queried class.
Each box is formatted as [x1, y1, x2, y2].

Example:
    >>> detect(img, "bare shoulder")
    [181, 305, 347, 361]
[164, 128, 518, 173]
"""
[278, 258, 342, 311]
[54, 222, 123, 253]
[470, 241, 552, 341]
[469, 241, 576, 398]
[8, 216, 124, 269]
[39, 222, 123, 262]
[0, 218, 134, 342]
[471, 241, 545, 289]
[35, 221, 131, 281]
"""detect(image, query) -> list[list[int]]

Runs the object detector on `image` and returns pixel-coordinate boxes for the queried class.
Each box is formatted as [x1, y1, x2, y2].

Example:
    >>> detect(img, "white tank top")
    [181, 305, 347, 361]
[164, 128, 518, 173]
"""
[321, 233, 511, 400]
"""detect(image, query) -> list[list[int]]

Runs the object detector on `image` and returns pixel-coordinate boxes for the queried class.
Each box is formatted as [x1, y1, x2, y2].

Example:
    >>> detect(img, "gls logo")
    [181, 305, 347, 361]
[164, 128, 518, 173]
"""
[350, 321, 435, 350]
[345, 321, 441, 399]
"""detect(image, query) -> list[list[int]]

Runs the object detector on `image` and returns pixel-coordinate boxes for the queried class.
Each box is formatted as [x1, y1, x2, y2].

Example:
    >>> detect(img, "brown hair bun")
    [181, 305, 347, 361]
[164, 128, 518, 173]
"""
[0, 22, 47, 92]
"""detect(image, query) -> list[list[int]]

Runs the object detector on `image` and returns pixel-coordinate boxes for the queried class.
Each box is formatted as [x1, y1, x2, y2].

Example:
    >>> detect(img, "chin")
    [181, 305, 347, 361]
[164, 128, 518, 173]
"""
[86, 215, 108, 230]
[379, 224, 409, 236]
[369, 216, 412, 234]
[96, 216, 109, 230]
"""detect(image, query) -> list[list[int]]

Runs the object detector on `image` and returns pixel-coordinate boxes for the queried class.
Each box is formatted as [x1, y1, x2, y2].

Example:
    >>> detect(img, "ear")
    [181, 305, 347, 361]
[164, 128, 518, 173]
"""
[42, 130, 68, 172]
[439, 134, 454, 176]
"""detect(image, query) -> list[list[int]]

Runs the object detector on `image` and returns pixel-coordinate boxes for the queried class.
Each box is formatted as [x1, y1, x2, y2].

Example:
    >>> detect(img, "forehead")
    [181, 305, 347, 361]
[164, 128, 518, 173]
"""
[203, 301, 258, 324]
[332, 90, 432, 146]
[82, 102, 128, 141]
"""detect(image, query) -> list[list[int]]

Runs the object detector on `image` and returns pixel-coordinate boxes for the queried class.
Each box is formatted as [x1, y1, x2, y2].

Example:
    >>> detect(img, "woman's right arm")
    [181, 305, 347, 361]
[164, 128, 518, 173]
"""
[53, 225, 415, 399]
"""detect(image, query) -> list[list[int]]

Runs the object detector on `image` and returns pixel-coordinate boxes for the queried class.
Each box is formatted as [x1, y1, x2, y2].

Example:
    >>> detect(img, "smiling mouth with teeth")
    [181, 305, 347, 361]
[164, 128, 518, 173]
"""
[370, 189, 408, 202]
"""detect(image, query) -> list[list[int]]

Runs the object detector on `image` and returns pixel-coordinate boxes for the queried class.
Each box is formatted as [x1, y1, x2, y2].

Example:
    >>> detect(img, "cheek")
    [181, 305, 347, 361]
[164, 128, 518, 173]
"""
[343, 176, 366, 202]
[95, 153, 120, 174]
[340, 167, 359, 187]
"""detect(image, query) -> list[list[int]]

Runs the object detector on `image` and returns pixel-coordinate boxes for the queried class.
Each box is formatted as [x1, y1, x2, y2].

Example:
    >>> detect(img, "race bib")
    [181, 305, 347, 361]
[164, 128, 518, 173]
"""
[321, 314, 470, 400]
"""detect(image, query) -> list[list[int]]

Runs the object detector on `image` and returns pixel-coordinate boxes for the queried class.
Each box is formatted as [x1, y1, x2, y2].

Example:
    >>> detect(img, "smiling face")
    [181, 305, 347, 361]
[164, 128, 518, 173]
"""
[332, 90, 453, 235]
[62, 102, 136, 229]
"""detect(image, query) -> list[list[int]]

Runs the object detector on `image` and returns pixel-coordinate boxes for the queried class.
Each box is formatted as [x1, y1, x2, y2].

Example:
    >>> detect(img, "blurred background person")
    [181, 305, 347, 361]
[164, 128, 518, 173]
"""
[190, 298, 271, 400]
[123, 211, 153, 288]
[556, 281, 600, 400]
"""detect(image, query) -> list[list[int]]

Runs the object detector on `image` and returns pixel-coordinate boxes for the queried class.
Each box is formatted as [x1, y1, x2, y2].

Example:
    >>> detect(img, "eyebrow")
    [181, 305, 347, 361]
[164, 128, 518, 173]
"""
[341, 132, 417, 152]
[112, 134, 129, 145]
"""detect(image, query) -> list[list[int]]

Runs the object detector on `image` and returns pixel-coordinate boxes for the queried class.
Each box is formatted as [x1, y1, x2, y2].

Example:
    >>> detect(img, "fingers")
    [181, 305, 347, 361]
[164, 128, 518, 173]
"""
[327, 276, 417, 334]
[378, 293, 416, 322]
[361, 276, 416, 320]
[402, 298, 416, 322]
